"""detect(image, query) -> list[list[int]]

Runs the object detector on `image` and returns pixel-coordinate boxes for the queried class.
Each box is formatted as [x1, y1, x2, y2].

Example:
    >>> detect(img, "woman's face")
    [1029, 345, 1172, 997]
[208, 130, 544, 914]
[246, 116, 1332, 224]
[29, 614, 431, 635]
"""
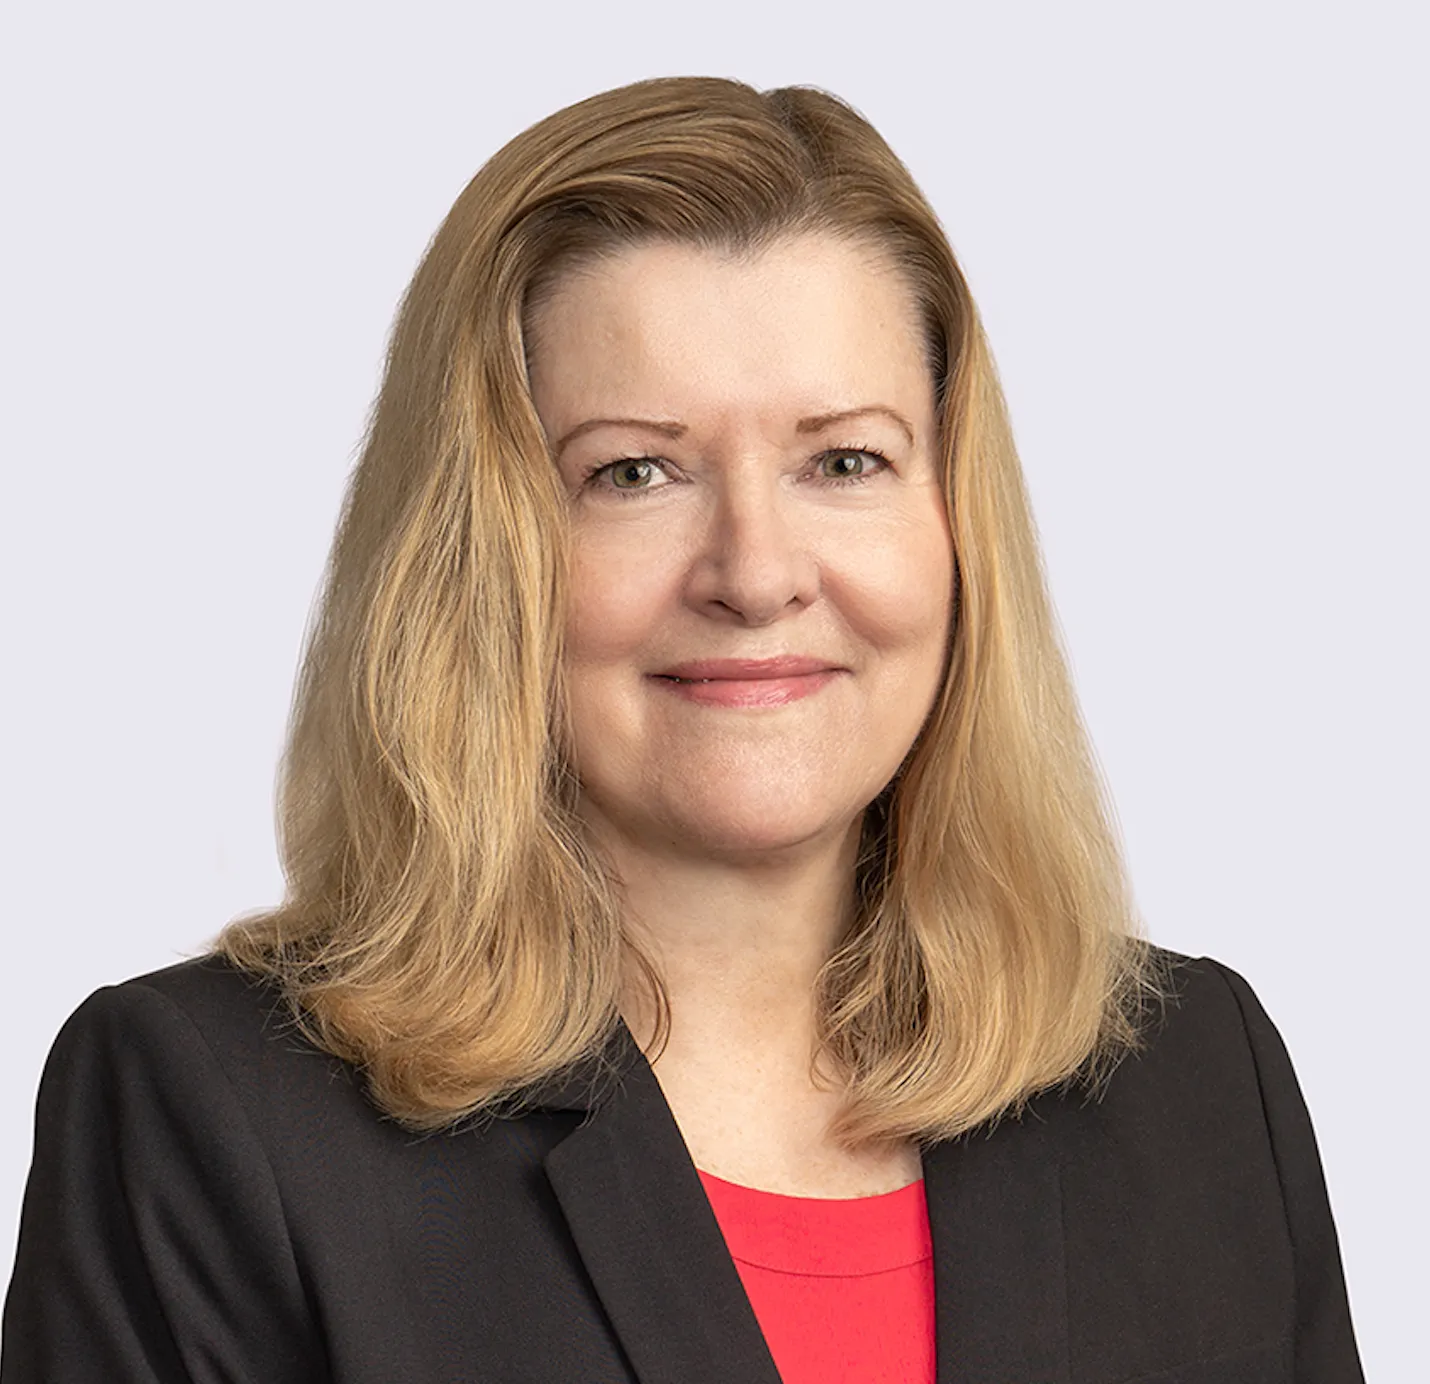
[526, 233, 954, 863]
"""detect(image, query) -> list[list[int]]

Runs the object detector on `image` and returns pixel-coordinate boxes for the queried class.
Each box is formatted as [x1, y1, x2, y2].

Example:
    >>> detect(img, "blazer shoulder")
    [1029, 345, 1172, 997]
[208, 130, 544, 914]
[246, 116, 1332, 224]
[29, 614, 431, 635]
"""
[106, 951, 290, 1030]
[9, 958, 331, 1380]
[1108, 949, 1365, 1380]
[55, 953, 364, 1128]
[1127, 947, 1268, 1067]
[1054, 948, 1286, 1147]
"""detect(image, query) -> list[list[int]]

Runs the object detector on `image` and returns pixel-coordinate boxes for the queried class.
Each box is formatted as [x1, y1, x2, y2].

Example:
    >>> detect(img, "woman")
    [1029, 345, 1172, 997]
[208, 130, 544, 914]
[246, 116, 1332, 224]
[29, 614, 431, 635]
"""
[2, 77, 1362, 1382]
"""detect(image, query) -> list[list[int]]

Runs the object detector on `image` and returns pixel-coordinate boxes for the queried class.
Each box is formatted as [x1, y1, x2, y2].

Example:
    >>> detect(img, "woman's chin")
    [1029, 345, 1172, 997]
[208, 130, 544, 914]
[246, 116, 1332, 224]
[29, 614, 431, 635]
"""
[613, 790, 867, 865]
[678, 820, 843, 863]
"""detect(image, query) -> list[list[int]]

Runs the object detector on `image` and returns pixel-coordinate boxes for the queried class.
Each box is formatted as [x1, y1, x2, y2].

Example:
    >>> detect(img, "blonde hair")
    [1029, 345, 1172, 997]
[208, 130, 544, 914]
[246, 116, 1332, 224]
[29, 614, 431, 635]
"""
[220, 76, 1159, 1144]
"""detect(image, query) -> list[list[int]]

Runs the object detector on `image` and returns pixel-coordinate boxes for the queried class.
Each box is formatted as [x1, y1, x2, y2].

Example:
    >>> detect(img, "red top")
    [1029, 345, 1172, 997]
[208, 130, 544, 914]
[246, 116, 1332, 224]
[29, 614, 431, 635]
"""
[697, 1169, 936, 1384]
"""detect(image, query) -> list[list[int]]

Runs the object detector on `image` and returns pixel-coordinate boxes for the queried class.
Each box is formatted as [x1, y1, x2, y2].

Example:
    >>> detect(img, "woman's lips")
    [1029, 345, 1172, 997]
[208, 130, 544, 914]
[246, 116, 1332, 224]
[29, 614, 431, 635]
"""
[650, 657, 843, 708]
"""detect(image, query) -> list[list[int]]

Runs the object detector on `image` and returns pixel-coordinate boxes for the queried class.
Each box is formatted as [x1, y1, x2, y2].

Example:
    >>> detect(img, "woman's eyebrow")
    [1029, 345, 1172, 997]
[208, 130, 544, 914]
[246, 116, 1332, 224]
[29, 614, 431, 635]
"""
[552, 417, 687, 458]
[796, 405, 915, 446]
[552, 405, 914, 459]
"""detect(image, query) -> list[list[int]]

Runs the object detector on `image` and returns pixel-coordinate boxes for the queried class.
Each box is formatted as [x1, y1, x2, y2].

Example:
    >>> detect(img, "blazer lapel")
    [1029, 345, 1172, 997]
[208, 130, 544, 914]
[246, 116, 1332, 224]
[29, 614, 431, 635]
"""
[923, 1114, 1071, 1384]
[541, 1024, 783, 1384]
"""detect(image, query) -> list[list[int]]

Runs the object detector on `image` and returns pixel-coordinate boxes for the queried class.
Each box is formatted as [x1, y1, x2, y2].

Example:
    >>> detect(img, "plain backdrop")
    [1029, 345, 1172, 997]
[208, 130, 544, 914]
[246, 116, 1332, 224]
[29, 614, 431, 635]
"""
[3, 1, 1425, 1375]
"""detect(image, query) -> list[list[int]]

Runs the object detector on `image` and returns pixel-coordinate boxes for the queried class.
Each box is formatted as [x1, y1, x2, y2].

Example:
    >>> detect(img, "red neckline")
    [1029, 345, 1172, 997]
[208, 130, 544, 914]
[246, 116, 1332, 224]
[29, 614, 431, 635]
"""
[697, 1169, 932, 1277]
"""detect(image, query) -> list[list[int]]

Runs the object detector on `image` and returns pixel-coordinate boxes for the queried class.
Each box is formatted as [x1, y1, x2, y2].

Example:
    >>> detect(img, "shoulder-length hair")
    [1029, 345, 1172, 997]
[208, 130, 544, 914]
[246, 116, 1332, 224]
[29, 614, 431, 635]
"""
[220, 75, 1158, 1144]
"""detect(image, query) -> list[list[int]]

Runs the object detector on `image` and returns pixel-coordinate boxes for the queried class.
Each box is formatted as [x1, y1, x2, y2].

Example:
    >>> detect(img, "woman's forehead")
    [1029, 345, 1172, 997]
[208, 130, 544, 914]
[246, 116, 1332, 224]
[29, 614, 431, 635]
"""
[526, 233, 935, 438]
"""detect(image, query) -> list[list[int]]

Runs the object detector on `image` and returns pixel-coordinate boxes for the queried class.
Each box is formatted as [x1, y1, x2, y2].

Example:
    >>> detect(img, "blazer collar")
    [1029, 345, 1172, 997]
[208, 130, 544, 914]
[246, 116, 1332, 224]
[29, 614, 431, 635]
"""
[541, 1020, 783, 1384]
[540, 1022, 1070, 1384]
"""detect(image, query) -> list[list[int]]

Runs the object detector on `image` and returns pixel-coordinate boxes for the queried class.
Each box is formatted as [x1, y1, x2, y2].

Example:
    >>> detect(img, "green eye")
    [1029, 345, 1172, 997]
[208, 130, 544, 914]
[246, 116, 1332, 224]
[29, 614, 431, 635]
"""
[609, 459, 655, 489]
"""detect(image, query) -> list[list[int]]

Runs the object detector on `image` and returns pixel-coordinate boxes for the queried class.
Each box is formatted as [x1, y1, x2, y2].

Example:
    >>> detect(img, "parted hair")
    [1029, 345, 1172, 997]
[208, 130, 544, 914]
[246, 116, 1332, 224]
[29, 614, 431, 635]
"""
[219, 75, 1159, 1144]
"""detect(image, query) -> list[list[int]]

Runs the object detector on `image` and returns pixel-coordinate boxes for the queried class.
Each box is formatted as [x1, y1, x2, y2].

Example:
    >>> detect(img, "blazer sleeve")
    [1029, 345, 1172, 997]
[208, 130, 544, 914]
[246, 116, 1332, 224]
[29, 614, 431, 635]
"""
[1, 982, 327, 1383]
[1209, 961, 1365, 1383]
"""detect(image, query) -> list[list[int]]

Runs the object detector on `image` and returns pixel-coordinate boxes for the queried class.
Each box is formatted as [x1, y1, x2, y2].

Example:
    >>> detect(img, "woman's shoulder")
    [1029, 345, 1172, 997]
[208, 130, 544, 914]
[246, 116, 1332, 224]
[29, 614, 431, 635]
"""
[73, 951, 297, 1044]
[9, 960, 335, 1378]
[1029, 945, 1318, 1173]
[1022, 949, 1361, 1379]
[1124, 945, 1296, 1085]
[46, 953, 372, 1140]
[57, 953, 299, 1061]
[1135, 945, 1280, 1060]
[70, 951, 284, 1031]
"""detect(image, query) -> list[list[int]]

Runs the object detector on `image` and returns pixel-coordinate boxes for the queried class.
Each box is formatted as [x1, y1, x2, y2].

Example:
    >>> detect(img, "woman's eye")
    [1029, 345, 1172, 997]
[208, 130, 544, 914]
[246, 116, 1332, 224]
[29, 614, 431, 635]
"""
[610, 459, 656, 489]
[590, 457, 668, 492]
[817, 449, 887, 481]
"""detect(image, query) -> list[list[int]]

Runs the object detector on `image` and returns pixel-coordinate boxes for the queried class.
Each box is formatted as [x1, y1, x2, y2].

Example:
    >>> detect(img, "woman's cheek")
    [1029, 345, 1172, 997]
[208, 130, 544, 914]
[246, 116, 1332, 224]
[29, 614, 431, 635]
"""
[829, 524, 953, 653]
[566, 526, 671, 666]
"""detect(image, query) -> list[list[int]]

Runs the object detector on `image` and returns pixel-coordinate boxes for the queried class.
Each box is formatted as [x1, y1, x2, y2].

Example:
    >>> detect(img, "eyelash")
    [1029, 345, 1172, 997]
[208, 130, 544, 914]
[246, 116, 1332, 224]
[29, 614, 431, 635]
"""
[580, 446, 894, 497]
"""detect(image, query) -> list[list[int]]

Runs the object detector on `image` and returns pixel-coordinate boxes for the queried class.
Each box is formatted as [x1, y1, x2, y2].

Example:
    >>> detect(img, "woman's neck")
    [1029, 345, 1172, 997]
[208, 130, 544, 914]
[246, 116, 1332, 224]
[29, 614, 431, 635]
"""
[588, 812, 919, 1198]
[601, 813, 862, 1048]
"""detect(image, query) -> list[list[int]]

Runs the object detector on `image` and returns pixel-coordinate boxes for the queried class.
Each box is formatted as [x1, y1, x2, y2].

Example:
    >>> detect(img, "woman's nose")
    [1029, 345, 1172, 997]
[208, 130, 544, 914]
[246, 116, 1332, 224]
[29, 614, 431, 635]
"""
[683, 471, 821, 625]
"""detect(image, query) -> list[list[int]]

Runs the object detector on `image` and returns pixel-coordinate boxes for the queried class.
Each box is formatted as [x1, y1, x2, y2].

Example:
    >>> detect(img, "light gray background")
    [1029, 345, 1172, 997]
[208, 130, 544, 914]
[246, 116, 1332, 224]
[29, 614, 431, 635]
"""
[3, 1, 1425, 1375]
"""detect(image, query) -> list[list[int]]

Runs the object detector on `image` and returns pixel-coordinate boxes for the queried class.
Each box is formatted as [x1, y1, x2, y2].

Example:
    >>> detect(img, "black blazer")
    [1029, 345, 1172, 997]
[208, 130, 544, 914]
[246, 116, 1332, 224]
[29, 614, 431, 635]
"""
[2, 952, 1362, 1383]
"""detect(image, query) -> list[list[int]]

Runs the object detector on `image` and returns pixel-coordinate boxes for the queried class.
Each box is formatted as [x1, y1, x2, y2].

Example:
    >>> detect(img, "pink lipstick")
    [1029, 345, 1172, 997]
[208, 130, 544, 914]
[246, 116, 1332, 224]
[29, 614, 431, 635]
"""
[650, 656, 843, 708]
